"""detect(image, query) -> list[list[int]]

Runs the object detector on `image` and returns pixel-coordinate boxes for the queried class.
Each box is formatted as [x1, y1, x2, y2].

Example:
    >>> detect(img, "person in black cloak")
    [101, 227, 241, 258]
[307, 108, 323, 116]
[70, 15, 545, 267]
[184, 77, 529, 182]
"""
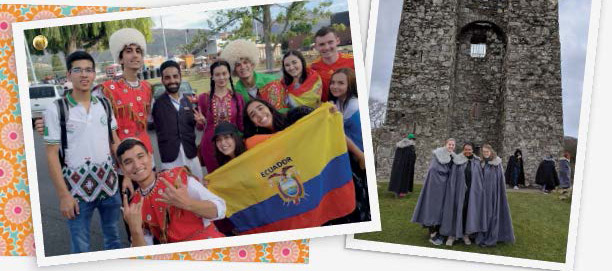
[505, 149, 525, 190]
[535, 155, 560, 193]
[388, 133, 417, 197]
[411, 138, 456, 246]
[476, 144, 515, 246]
[440, 142, 487, 246]
[559, 152, 572, 189]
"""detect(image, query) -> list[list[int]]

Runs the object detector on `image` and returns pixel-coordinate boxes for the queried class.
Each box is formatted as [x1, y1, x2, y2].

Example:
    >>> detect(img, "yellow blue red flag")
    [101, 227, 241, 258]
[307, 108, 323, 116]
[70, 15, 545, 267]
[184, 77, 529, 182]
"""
[206, 103, 356, 234]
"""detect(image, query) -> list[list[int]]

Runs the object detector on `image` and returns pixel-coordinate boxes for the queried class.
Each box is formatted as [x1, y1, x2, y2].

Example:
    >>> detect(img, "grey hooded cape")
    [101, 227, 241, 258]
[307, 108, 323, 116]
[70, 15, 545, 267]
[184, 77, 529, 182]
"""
[411, 147, 453, 227]
[475, 156, 515, 246]
[558, 157, 571, 189]
[440, 154, 487, 238]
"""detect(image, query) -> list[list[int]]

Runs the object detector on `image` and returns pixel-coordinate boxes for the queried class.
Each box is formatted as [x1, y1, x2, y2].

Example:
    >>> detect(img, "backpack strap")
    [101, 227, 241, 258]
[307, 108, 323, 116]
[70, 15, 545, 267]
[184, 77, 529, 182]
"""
[99, 97, 114, 144]
[56, 98, 70, 168]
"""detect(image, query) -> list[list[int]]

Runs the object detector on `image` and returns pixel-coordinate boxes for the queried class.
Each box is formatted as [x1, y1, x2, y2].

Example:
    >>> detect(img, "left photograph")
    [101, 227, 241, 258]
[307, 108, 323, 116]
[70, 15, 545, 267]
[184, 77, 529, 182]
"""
[13, 0, 378, 266]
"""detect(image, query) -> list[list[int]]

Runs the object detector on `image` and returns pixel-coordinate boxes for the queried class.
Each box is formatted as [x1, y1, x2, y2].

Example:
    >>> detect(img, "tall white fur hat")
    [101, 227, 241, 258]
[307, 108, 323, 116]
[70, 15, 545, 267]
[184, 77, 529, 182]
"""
[109, 28, 147, 63]
[219, 39, 260, 72]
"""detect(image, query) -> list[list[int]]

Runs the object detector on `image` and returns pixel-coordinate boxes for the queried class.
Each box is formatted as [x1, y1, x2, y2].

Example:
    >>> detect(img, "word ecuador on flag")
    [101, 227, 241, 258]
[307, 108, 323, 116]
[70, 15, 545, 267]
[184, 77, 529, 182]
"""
[206, 103, 356, 234]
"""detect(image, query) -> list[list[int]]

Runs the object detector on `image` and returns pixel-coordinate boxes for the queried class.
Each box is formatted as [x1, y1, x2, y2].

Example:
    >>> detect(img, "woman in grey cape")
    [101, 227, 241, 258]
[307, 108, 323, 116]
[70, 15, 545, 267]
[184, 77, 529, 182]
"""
[476, 144, 515, 246]
[559, 152, 572, 189]
[411, 138, 456, 246]
[440, 142, 487, 246]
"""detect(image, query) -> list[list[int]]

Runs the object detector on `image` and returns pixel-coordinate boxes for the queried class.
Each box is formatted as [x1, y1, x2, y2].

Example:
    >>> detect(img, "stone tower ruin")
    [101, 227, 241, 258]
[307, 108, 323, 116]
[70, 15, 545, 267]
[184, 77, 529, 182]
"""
[377, 0, 564, 184]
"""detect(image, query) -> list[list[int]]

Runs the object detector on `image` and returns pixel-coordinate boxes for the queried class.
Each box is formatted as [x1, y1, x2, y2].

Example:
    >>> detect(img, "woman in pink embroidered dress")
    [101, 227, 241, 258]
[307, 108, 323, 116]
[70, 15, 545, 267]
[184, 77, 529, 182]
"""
[196, 61, 245, 173]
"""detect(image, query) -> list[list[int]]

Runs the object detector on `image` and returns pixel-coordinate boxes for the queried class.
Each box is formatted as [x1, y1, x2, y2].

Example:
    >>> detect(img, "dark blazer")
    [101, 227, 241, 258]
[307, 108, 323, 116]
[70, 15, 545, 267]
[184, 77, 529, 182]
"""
[152, 92, 198, 163]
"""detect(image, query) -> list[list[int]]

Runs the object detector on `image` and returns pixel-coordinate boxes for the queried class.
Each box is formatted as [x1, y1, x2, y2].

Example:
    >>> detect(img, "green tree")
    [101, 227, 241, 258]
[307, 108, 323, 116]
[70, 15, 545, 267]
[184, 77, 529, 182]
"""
[290, 22, 314, 50]
[291, 22, 313, 34]
[207, 2, 333, 70]
[29, 62, 53, 81]
[50, 54, 65, 76]
[25, 18, 154, 57]
[181, 29, 211, 55]
[302, 35, 314, 49]
[331, 23, 347, 33]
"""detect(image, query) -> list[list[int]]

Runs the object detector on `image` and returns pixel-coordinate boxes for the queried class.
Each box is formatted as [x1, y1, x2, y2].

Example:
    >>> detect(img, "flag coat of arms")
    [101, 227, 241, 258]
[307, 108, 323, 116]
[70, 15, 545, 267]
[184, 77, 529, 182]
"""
[206, 103, 356, 234]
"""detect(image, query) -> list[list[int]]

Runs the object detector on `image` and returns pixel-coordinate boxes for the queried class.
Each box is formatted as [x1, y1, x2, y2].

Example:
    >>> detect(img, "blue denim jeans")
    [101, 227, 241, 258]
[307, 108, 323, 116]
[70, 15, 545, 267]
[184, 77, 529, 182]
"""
[67, 192, 123, 253]
[510, 166, 521, 186]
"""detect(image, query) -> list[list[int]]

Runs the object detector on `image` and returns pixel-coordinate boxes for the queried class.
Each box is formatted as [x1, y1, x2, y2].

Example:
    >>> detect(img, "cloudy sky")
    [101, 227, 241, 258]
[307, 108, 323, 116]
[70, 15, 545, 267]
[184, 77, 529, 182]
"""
[152, 0, 348, 30]
[369, 0, 593, 138]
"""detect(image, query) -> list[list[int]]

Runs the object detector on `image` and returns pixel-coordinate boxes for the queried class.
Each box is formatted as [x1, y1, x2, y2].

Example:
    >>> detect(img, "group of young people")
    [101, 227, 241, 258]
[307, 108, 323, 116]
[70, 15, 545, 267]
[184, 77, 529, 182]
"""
[38, 25, 366, 253]
[411, 139, 515, 247]
[505, 148, 573, 194]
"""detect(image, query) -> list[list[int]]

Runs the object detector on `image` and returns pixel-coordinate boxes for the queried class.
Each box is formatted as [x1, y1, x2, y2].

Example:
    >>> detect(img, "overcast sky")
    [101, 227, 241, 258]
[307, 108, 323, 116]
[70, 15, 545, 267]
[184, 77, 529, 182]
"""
[369, 0, 593, 138]
[152, 0, 348, 30]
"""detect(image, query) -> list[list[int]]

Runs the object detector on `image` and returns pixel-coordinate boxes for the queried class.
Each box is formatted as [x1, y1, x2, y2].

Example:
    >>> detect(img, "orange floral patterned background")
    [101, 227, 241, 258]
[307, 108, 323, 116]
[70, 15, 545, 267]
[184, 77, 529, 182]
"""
[0, 4, 308, 263]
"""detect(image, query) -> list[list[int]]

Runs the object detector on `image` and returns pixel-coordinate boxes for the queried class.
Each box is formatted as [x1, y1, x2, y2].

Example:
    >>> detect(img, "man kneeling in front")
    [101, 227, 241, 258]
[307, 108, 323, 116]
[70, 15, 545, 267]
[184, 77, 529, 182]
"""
[117, 138, 225, 246]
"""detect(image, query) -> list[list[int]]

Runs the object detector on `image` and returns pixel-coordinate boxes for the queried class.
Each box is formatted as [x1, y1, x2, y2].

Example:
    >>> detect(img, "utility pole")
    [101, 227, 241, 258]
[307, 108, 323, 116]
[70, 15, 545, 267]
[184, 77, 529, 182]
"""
[25, 39, 38, 84]
[160, 16, 169, 59]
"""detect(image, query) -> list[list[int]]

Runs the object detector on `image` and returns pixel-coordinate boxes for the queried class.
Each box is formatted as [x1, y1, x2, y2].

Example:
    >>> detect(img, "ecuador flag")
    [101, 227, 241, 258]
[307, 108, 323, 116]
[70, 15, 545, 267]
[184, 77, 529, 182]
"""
[206, 103, 356, 234]
[284, 68, 323, 109]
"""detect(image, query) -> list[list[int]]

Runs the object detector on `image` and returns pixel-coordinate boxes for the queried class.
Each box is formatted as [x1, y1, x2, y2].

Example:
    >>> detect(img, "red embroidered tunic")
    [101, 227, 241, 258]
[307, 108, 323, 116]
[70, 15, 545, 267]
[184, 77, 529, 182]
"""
[131, 167, 224, 243]
[97, 77, 153, 153]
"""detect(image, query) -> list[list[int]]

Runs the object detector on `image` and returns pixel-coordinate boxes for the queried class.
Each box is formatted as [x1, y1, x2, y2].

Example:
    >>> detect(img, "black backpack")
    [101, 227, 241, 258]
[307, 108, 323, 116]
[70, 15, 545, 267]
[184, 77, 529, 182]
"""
[55, 96, 114, 167]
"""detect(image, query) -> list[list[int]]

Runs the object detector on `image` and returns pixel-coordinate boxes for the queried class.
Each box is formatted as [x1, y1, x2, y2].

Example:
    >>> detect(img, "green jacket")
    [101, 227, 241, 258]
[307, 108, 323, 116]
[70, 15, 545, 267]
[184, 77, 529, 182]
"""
[234, 72, 279, 103]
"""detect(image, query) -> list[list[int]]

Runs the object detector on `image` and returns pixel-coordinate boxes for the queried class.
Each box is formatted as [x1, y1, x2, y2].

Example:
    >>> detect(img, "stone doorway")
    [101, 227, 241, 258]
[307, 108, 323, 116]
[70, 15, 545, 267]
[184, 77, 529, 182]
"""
[450, 21, 507, 154]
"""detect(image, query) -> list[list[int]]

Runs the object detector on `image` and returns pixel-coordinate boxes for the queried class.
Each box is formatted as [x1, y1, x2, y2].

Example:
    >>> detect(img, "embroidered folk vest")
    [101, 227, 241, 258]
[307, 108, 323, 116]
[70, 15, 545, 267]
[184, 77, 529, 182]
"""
[131, 167, 224, 243]
[99, 77, 153, 153]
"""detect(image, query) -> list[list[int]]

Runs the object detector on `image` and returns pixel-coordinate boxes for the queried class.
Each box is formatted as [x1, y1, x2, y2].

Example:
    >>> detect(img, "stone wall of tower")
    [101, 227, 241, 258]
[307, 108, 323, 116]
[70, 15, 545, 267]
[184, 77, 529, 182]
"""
[450, 0, 510, 154]
[500, 0, 564, 182]
[376, 0, 458, 180]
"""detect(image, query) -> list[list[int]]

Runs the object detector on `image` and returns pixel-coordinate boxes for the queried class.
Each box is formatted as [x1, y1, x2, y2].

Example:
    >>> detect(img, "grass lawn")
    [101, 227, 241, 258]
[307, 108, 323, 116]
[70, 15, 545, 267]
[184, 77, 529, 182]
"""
[355, 182, 571, 263]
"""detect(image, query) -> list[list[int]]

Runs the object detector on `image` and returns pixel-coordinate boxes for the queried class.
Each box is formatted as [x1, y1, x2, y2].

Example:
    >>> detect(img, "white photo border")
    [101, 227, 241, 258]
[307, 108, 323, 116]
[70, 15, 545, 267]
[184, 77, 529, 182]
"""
[13, 0, 381, 266]
[363, 0, 378, 94]
[346, 0, 602, 270]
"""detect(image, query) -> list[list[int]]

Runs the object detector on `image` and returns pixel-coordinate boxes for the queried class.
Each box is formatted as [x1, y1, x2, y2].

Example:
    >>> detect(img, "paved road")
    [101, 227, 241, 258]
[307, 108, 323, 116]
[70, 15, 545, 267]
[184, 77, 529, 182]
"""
[33, 128, 204, 256]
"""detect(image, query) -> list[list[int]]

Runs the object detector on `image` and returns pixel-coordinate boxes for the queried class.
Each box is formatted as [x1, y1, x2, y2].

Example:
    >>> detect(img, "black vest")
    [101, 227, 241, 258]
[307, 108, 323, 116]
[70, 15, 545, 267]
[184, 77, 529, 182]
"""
[152, 93, 197, 162]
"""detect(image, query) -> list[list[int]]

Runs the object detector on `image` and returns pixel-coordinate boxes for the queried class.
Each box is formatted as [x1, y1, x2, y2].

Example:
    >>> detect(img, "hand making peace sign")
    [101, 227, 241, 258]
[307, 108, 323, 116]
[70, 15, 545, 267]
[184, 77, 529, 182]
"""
[193, 107, 206, 126]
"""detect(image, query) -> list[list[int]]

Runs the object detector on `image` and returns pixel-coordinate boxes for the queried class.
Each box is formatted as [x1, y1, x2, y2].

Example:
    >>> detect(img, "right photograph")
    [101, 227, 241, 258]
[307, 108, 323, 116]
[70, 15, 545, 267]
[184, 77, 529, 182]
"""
[351, 0, 596, 268]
